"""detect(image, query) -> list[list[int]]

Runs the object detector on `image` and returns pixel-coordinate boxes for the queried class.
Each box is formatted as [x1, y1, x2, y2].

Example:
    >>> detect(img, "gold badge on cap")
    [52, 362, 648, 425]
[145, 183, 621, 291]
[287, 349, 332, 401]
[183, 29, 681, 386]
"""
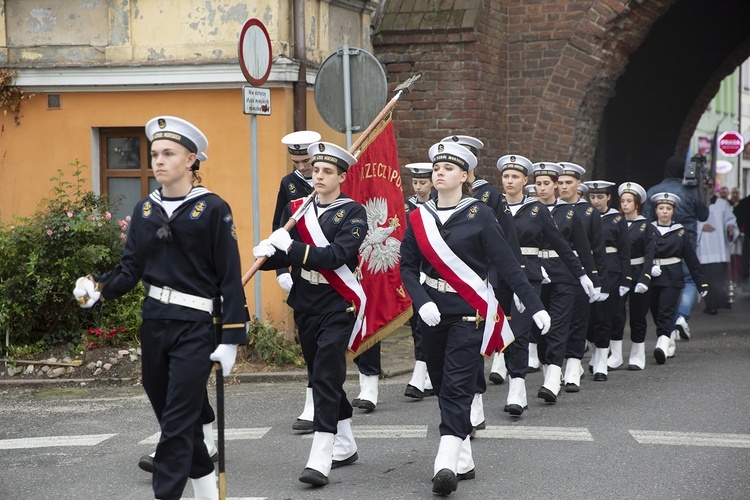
[663, 193, 669, 199]
[437, 144, 444, 152]
[593, 182, 599, 188]
[318, 143, 325, 152]
[294, 144, 300, 149]
[158, 118, 167, 129]
[452, 136, 459, 142]
[626, 182, 632, 188]
[510, 155, 516, 162]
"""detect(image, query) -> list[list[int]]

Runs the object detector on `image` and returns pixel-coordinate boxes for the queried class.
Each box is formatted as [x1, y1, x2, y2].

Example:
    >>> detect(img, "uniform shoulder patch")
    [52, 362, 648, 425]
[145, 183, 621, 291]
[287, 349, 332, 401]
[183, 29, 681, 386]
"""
[566, 210, 574, 220]
[585, 206, 593, 216]
[404, 203, 411, 214]
[333, 209, 346, 224]
[678, 229, 684, 237]
[288, 183, 297, 195]
[504, 204, 510, 214]
[639, 223, 646, 232]
[481, 191, 490, 203]
[530, 205, 539, 218]
[231, 223, 237, 240]
[613, 215, 622, 224]
[223, 214, 233, 223]
[349, 217, 366, 226]
[142, 201, 152, 218]
[351, 226, 362, 239]
[467, 205, 479, 220]
[191, 200, 207, 219]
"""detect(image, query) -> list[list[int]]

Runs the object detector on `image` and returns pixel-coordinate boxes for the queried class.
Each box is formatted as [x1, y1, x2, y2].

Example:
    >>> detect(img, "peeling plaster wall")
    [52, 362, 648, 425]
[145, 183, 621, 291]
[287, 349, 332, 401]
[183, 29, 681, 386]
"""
[0, 0, 379, 67]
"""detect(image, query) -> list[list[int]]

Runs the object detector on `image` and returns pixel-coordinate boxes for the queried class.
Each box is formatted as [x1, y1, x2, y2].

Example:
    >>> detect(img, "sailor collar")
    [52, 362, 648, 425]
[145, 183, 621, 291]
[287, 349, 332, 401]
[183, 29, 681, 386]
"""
[651, 221, 684, 236]
[149, 186, 211, 208]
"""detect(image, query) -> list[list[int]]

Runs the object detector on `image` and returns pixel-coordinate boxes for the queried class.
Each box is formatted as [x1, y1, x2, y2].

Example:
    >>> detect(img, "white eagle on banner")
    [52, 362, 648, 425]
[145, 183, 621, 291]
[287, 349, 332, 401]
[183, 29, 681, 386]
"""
[359, 197, 401, 274]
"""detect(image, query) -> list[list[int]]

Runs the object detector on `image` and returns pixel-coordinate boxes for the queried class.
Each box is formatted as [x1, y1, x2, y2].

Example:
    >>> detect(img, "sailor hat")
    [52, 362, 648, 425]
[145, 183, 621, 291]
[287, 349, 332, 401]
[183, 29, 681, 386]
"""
[583, 180, 615, 194]
[146, 116, 208, 155]
[405, 162, 433, 179]
[617, 182, 647, 202]
[577, 183, 589, 196]
[497, 154, 533, 175]
[650, 191, 681, 206]
[440, 135, 484, 156]
[191, 152, 207, 171]
[558, 162, 586, 179]
[282, 130, 322, 156]
[307, 142, 357, 172]
[525, 184, 537, 195]
[532, 162, 563, 179]
[429, 142, 478, 171]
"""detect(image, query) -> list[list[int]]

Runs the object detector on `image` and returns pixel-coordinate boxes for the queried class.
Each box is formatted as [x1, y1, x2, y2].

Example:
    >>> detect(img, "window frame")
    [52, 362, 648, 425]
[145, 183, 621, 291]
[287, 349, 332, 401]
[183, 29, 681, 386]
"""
[99, 127, 153, 198]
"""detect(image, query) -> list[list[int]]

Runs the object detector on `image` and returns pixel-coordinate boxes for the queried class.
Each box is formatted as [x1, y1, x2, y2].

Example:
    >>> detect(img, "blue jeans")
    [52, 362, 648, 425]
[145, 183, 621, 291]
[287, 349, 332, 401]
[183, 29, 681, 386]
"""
[675, 263, 696, 323]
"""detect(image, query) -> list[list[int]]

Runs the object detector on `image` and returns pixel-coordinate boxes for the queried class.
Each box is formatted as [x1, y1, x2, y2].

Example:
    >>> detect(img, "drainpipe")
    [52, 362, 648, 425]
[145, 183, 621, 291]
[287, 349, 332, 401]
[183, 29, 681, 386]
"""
[293, 0, 307, 131]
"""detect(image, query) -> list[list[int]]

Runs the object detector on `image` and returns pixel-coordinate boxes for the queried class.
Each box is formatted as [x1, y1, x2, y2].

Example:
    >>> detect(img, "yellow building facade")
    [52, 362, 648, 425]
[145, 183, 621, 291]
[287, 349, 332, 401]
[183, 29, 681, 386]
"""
[0, 0, 380, 329]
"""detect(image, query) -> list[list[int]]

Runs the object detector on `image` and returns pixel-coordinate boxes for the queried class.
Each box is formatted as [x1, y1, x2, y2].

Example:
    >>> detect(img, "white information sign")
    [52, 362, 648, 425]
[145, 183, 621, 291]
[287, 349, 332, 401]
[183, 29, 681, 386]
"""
[243, 86, 271, 115]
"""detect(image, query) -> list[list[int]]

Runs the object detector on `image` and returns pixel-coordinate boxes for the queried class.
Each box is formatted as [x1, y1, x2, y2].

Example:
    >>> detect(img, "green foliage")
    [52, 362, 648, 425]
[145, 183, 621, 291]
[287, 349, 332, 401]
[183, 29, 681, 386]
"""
[244, 317, 303, 366]
[0, 161, 141, 348]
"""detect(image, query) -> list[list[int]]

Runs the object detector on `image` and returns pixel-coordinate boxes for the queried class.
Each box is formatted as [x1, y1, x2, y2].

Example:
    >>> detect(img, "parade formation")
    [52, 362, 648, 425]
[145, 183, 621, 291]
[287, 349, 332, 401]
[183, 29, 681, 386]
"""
[72, 116, 710, 499]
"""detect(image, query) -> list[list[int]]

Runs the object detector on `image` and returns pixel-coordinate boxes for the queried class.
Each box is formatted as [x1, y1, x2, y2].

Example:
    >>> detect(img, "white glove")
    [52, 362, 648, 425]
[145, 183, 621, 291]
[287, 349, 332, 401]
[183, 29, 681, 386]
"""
[73, 276, 100, 308]
[268, 228, 293, 253]
[418, 302, 441, 327]
[579, 275, 596, 302]
[276, 272, 293, 292]
[419, 272, 427, 285]
[619, 286, 630, 297]
[700, 290, 708, 298]
[209, 344, 238, 377]
[532, 310, 551, 335]
[253, 239, 276, 258]
[651, 265, 662, 277]
[541, 266, 551, 284]
[513, 293, 526, 314]
[634, 283, 649, 294]
[597, 292, 610, 302]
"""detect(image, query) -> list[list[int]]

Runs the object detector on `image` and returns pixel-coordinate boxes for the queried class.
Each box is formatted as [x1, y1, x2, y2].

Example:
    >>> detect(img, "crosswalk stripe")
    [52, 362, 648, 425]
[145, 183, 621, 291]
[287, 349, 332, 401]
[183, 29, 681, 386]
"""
[139, 428, 271, 445]
[302, 425, 428, 439]
[479, 426, 594, 441]
[629, 430, 750, 448]
[0, 434, 117, 450]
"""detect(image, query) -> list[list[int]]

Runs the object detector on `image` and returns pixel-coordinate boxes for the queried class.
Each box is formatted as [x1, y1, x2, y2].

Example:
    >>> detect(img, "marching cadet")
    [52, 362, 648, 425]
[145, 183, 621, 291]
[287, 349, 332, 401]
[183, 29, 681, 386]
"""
[441, 135, 523, 433]
[73, 116, 248, 500]
[254, 141, 366, 486]
[610, 182, 655, 370]
[275, 130, 320, 433]
[532, 162, 599, 403]
[583, 181, 631, 381]
[498, 155, 596, 414]
[403, 162, 436, 400]
[557, 162, 608, 392]
[577, 183, 589, 200]
[525, 184, 537, 199]
[400, 143, 550, 496]
[648, 192, 708, 364]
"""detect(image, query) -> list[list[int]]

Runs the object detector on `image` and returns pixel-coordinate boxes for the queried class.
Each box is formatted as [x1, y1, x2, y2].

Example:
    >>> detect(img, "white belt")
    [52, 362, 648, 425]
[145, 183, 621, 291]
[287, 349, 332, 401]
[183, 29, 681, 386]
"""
[300, 268, 329, 285]
[424, 276, 457, 293]
[630, 257, 645, 265]
[147, 284, 213, 314]
[653, 257, 682, 266]
[606, 246, 618, 254]
[539, 249, 559, 259]
[520, 247, 540, 256]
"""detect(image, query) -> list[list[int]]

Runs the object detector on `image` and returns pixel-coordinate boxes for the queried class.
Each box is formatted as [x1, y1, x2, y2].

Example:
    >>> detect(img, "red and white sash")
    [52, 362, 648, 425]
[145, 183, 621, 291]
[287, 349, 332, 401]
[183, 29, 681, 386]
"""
[409, 205, 514, 357]
[292, 197, 367, 350]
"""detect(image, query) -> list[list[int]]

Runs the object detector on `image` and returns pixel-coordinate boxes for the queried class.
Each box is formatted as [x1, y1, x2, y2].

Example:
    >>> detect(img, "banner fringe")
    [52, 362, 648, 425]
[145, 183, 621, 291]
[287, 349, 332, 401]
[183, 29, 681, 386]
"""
[346, 307, 412, 362]
[354, 112, 393, 158]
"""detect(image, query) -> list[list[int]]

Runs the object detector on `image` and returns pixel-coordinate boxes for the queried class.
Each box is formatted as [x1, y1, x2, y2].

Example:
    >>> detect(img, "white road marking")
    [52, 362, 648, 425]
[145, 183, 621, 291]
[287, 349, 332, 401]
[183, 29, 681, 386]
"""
[0, 433, 117, 450]
[139, 427, 271, 445]
[629, 430, 750, 448]
[302, 425, 429, 439]
[480, 425, 594, 441]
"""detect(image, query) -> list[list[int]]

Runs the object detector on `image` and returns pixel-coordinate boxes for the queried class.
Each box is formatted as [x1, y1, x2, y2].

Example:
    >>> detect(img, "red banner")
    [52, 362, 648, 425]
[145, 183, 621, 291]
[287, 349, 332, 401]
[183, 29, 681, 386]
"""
[342, 117, 413, 356]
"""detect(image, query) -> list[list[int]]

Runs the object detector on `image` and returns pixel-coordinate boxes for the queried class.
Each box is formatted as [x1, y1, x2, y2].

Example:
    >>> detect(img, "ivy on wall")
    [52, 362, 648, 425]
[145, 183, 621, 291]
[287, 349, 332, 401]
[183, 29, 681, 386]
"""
[0, 69, 33, 125]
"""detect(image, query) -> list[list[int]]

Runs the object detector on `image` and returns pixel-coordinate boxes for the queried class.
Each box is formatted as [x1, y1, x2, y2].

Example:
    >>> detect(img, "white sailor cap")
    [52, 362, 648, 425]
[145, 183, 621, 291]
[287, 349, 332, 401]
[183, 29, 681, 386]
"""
[440, 135, 484, 156]
[191, 151, 207, 171]
[525, 184, 537, 195]
[307, 142, 357, 172]
[282, 130, 321, 156]
[497, 154, 533, 176]
[429, 142, 477, 171]
[650, 191, 681, 206]
[577, 183, 589, 196]
[617, 182, 647, 202]
[146, 116, 208, 155]
[558, 162, 586, 179]
[405, 162, 433, 179]
[583, 180, 615, 194]
[532, 162, 563, 178]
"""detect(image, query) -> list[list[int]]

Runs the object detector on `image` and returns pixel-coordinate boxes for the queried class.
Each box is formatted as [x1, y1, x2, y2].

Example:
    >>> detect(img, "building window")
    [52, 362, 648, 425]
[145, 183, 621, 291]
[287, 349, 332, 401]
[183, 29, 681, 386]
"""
[100, 128, 158, 219]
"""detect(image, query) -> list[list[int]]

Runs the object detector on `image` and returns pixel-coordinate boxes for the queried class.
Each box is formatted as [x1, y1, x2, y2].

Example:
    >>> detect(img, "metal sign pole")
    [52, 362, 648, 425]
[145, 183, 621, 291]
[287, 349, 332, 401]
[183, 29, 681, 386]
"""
[250, 114, 262, 320]
[342, 44, 353, 149]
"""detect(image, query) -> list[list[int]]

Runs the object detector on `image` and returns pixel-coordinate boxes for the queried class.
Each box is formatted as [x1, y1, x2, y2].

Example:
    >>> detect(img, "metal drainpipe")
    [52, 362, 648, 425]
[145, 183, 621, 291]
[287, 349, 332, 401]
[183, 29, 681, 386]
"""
[293, 0, 307, 131]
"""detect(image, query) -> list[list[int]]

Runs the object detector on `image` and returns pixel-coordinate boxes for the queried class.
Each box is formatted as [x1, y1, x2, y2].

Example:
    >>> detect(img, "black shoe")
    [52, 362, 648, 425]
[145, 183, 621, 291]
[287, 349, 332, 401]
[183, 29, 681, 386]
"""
[138, 455, 154, 473]
[504, 403, 526, 416]
[537, 386, 557, 403]
[299, 467, 329, 485]
[654, 348, 666, 365]
[593, 373, 607, 382]
[473, 420, 486, 431]
[432, 468, 458, 495]
[457, 469, 475, 481]
[356, 399, 376, 411]
[331, 451, 358, 469]
[588, 365, 594, 374]
[527, 365, 541, 373]
[292, 419, 314, 432]
[703, 308, 718, 315]
[210, 450, 218, 462]
[564, 383, 580, 393]
[404, 384, 424, 400]
[489, 372, 505, 385]
[351, 397, 361, 408]
[424, 388, 435, 397]
[627, 364, 643, 371]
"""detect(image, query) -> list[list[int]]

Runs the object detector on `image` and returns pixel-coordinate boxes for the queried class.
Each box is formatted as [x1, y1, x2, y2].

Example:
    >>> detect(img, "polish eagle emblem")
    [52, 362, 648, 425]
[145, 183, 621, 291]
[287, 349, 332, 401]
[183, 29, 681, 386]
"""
[359, 197, 401, 274]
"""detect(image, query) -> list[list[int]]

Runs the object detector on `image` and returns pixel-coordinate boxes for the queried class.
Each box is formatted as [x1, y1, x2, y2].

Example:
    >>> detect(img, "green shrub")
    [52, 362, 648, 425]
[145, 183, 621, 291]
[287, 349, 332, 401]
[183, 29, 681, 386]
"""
[0, 161, 143, 348]
[244, 317, 303, 366]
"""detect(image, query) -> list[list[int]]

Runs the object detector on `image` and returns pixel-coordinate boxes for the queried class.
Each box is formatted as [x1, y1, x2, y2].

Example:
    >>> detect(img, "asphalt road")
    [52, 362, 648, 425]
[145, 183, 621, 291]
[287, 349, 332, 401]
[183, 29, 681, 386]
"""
[1, 300, 749, 499]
